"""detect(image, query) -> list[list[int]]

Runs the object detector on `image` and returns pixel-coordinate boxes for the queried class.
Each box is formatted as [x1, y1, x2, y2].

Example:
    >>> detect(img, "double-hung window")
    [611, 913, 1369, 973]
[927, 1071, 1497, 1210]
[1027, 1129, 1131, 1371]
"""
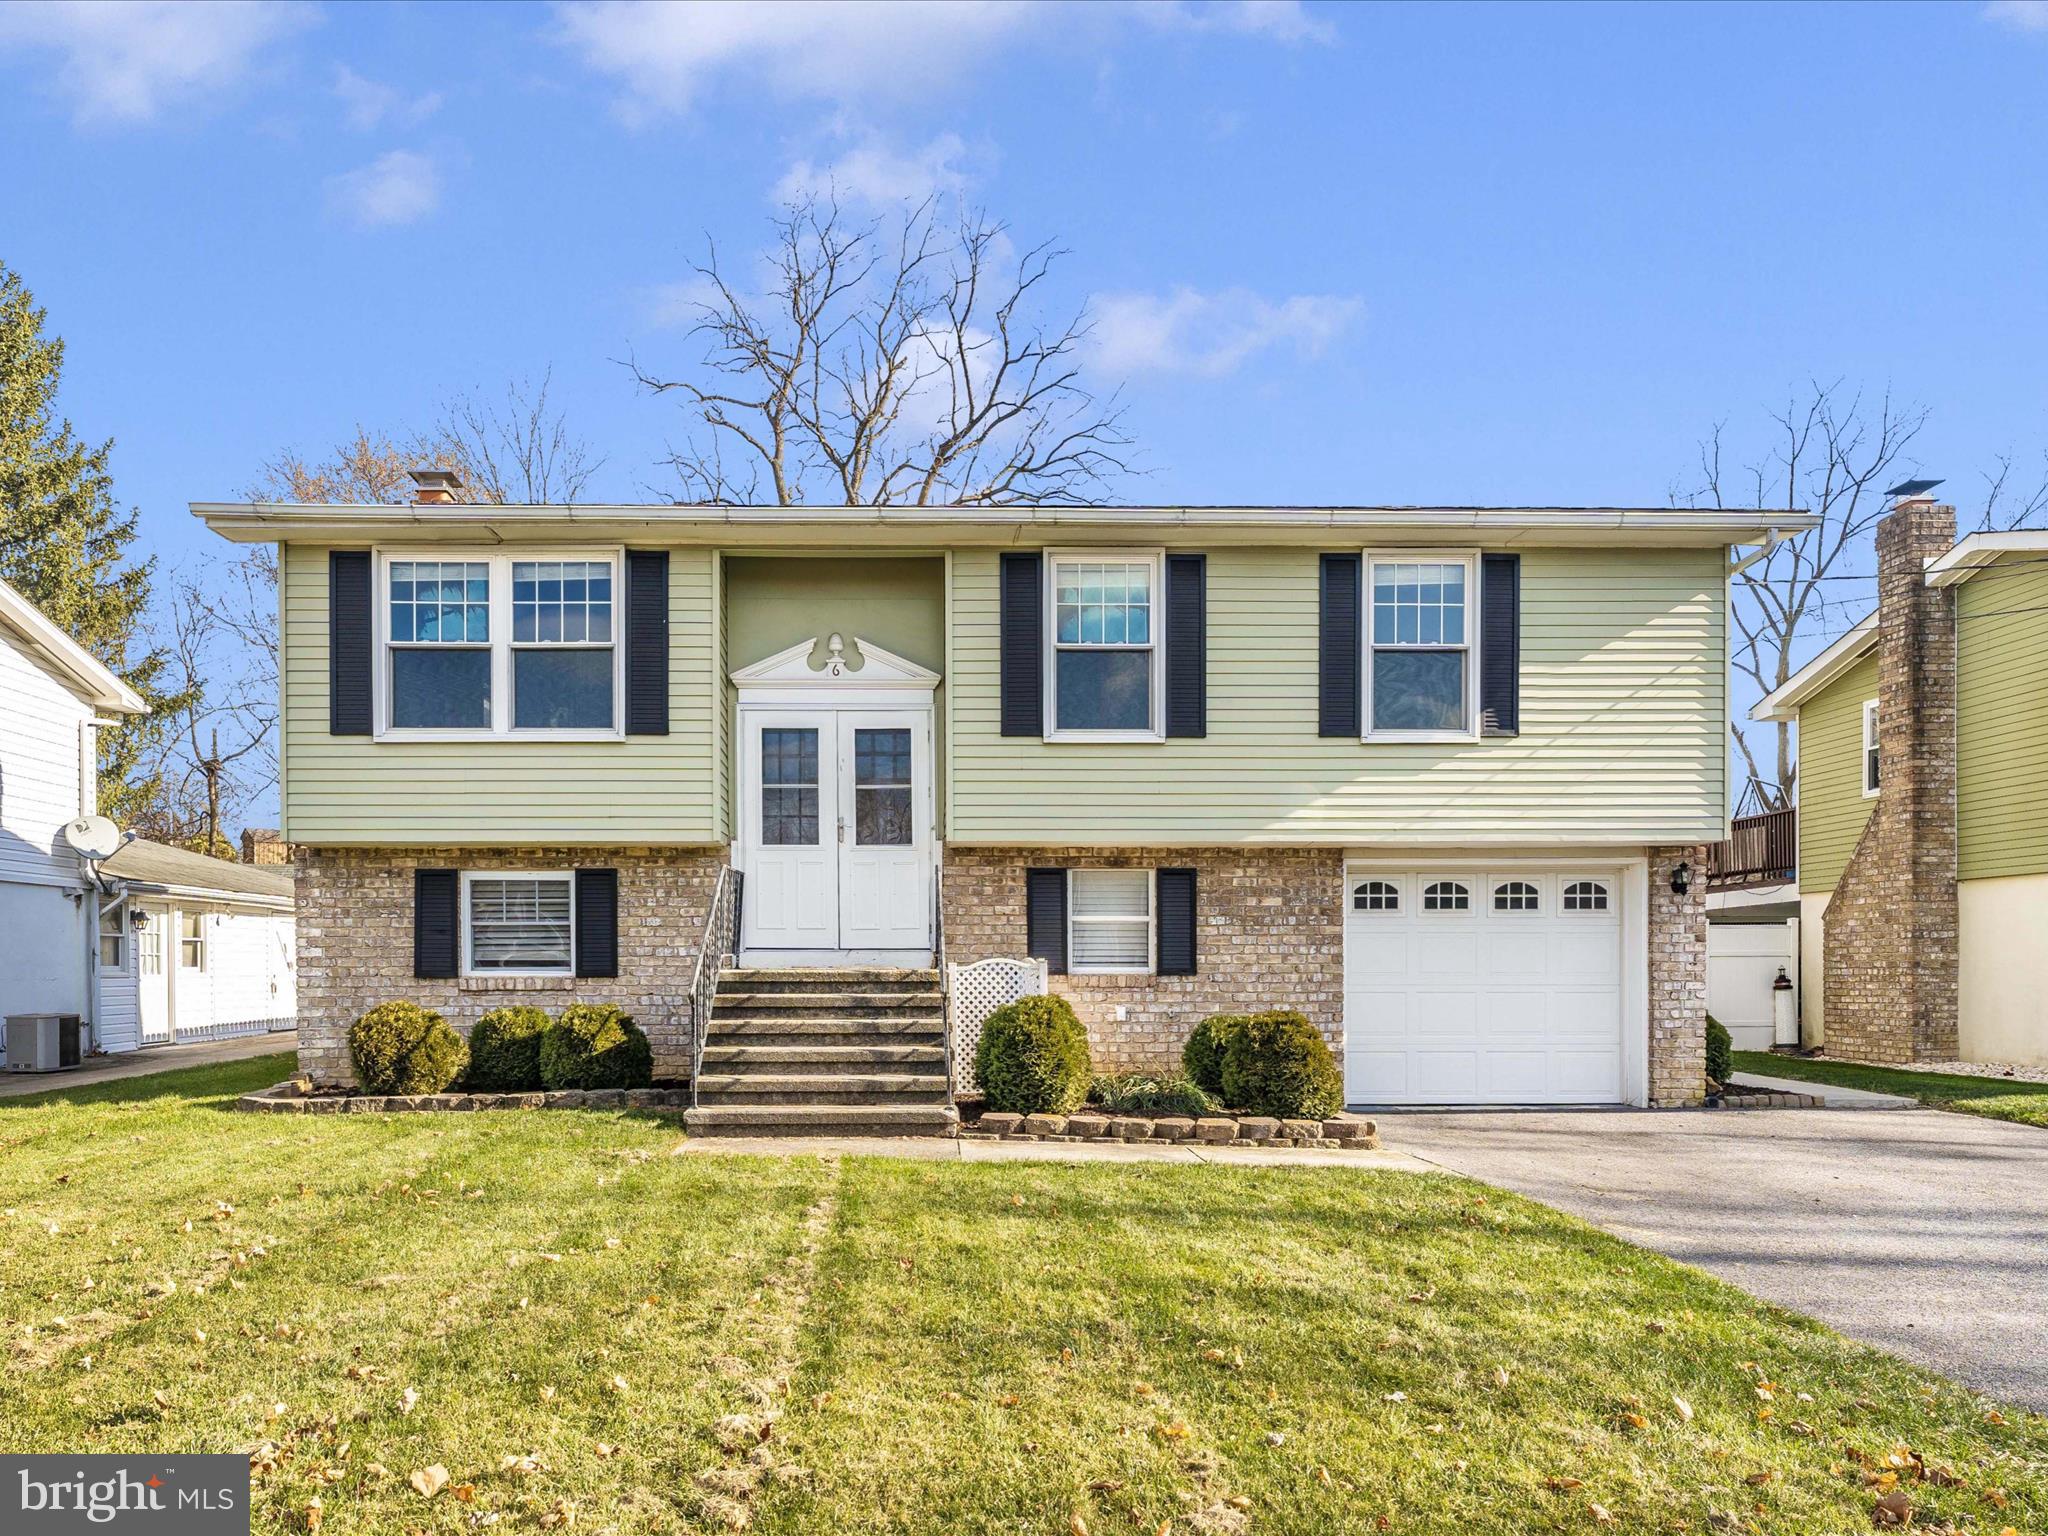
[1365, 553, 1477, 738]
[1862, 700, 1880, 796]
[178, 912, 207, 971]
[463, 872, 574, 976]
[1068, 869, 1154, 973]
[381, 551, 620, 737]
[98, 906, 127, 970]
[1047, 551, 1161, 738]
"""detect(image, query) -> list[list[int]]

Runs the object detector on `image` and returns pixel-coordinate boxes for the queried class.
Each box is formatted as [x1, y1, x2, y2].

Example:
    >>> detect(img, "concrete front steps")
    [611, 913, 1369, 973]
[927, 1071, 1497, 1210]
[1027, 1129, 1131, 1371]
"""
[682, 967, 958, 1138]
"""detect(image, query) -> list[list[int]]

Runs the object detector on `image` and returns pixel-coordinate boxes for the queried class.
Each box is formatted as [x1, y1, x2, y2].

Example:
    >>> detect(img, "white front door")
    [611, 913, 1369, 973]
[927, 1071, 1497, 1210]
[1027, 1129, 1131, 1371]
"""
[739, 708, 934, 956]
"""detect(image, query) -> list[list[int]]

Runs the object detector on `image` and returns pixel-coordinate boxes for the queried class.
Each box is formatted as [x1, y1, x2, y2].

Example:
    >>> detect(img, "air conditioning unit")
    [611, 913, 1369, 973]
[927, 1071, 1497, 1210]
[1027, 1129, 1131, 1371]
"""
[5, 1014, 83, 1072]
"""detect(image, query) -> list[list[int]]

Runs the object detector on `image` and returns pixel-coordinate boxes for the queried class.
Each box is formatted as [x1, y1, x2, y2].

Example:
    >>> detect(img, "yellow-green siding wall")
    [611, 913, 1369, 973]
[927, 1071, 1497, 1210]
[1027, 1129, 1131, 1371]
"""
[1794, 651, 1878, 895]
[279, 544, 721, 844]
[1958, 556, 2048, 880]
[945, 546, 1727, 845]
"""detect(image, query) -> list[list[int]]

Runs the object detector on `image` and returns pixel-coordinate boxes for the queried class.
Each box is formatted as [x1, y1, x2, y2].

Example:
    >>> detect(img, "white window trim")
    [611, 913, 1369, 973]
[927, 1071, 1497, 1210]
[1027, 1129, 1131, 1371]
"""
[373, 547, 626, 743]
[97, 903, 130, 972]
[1419, 877, 1475, 915]
[1362, 549, 1481, 743]
[1066, 868, 1156, 976]
[1490, 878, 1542, 916]
[460, 869, 577, 979]
[177, 910, 208, 971]
[1042, 547, 1165, 743]
[1862, 698, 1880, 798]
[1561, 878, 1612, 913]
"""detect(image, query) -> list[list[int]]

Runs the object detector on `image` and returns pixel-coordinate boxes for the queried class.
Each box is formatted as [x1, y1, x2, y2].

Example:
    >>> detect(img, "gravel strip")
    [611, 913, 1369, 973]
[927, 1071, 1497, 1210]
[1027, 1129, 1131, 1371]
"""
[1831, 1056, 2048, 1085]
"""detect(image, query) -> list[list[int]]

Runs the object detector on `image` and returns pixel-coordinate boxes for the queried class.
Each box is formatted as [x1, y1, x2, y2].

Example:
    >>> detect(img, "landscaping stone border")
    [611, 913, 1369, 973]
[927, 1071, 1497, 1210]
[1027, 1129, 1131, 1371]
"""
[1710, 1087, 1821, 1110]
[963, 1110, 1378, 1150]
[237, 1079, 687, 1115]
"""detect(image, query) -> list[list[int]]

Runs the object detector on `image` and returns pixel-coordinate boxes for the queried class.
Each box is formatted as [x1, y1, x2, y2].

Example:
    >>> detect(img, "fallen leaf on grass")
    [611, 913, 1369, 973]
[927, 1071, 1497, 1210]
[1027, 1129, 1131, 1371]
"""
[1071, 1514, 1090, 1536]
[409, 1465, 449, 1498]
[1087, 1480, 1126, 1494]
[451, 1483, 475, 1503]
[1743, 1471, 1774, 1487]
[1545, 1477, 1583, 1493]
[1872, 1489, 1912, 1527]
[1672, 1396, 1694, 1424]
[1491, 1366, 1511, 1390]
[1382, 1391, 1407, 1403]
[593, 1443, 620, 1460]
[397, 1387, 419, 1415]
[1588, 1505, 1616, 1525]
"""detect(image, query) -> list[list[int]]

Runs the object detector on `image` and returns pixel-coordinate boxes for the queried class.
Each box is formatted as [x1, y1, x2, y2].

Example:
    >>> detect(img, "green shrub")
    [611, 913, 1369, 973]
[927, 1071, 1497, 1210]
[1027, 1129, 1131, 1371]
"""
[1182, 1014, 1247, 1098]
[1088, 1071, 1219, 1118]
[975, 995, 1091, 1115]
[1706, 1014, 1733, 1088]
[539, 1004, 654, 1090]
[1218, 1010, 1343, 1119]
[465, 1006, 552, 1092]
[348, 1001, 469, 1095]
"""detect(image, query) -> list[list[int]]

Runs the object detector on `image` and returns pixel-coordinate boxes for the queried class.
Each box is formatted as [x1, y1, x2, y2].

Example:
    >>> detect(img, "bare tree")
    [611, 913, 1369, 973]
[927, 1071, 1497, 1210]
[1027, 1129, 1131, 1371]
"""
[1680, 382, 1927, 806]
[247, 373, 600, 505]
[1977, 448, 2048, 533]
[630, 196, 1134, 506]
[438, 370, 603, 503]
[135, 558, 279, 856]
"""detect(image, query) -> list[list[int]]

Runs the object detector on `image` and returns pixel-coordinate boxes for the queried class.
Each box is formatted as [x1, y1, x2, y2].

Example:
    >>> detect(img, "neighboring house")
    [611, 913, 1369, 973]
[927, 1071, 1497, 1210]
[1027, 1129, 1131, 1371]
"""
[197, 476, 1811, 1116]
[1755, 490, 2048, 1069]
[0, 574, 148, 1048]
[1703, 806, 1799, 1053]
[0, 575, 299, 1058]
[92, 838, 298, 1051]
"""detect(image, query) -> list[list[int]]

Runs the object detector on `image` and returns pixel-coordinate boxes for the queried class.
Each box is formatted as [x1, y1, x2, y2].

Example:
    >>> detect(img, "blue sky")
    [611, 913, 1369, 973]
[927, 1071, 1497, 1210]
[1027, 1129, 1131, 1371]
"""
[2, 0, 2045, 823]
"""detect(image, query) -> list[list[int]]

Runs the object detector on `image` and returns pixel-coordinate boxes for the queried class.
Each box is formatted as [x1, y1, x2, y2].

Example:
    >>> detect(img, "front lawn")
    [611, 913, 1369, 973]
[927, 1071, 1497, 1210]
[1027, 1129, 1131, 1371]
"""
[3, 1054, 2043, 1535]
[1733, 1049, 2048, 1129]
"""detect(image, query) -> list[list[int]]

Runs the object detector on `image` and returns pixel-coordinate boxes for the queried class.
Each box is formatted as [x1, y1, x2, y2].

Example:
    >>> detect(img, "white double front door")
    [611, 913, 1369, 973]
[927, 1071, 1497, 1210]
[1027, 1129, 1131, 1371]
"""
[739, 707, 933, 955]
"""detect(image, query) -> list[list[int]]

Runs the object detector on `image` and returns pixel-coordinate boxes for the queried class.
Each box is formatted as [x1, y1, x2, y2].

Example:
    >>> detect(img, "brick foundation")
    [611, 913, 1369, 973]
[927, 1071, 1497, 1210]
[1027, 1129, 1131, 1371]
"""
[1822, 500, 1960, 1063]
[295, 846, 724, 1087]
[946, 845, 1710, 1108]
[942, 847, 1346, 1072]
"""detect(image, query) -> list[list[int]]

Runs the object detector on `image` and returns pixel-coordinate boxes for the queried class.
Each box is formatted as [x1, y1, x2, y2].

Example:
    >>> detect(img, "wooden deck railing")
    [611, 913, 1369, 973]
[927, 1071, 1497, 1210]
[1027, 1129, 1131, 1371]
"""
[1706, 807, 1796, 889]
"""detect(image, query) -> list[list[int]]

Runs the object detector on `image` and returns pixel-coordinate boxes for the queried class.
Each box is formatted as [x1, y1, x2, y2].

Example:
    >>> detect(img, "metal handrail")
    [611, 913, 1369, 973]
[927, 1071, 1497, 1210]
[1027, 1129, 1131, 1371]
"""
[688, 864, 738, 1109]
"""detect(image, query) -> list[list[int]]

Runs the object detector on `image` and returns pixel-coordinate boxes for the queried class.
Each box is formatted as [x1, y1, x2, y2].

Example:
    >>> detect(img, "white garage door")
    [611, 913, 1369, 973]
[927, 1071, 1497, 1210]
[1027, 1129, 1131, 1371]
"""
[1343, 868, 1626, 1105]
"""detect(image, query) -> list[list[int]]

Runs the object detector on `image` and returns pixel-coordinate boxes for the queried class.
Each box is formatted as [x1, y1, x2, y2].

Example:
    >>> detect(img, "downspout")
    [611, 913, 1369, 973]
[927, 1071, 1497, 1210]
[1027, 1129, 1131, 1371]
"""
[79, 715, 124, 1056]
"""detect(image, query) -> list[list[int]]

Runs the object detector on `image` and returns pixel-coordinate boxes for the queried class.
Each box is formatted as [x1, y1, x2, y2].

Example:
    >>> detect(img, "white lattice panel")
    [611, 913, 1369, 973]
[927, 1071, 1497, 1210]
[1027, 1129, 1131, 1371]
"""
[947, 957, 1047, 1092]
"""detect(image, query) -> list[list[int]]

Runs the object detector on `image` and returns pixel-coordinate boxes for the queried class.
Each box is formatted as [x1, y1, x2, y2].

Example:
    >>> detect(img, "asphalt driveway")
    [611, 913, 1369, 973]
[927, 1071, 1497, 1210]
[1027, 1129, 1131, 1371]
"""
[1392, 1107, 2048, 1409]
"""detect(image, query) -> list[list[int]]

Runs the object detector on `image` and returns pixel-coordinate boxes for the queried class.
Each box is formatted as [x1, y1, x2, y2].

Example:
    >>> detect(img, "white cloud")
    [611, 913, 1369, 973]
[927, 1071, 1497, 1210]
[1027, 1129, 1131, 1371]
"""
[645, 275, 724, 330]
[775, 132, 984, 207]
[325, 149, 441, 229]
[1089, 285, 1362, 379]
[0, 0, 311, 125]
[552, 0, 1331, 120]
[1983, 0, 2048, 29]
[1142, 1, 1336, 45]
[332, 63, 444, 131]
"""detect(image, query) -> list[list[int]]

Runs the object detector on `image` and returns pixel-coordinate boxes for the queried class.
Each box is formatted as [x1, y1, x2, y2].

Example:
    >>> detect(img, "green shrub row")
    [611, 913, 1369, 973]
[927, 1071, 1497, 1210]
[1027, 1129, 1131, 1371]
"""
[347, 1001, 652, 1096]
[971, 995, 1343, 1121]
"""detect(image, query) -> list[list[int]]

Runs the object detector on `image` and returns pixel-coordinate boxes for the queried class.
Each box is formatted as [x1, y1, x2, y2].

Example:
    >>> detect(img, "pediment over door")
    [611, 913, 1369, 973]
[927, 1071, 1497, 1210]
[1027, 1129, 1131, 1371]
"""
[729, 635, 940, 691]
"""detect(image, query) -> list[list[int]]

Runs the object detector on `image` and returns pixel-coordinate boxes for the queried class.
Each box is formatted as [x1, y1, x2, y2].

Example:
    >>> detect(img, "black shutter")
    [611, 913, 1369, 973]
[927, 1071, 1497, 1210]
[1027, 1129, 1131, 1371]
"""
[1156, 868, 1197, 977]
[1318, 553, 1361, 737]
[413, 869, 458, 979]
[574, 869, 619, 978]
[625, 550, 669, 735]
[329, 550, 373, 735]
[1164, 554, 1207, 738]
[1024, 867, 1068, 975]
[1480, 553, 1521, 737]
[999, 551, 1044, 737]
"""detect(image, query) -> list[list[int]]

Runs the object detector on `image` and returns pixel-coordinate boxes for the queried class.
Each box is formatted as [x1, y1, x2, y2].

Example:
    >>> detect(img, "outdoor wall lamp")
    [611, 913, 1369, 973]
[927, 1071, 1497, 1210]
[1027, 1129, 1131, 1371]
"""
[1669, 861, 1693, 896]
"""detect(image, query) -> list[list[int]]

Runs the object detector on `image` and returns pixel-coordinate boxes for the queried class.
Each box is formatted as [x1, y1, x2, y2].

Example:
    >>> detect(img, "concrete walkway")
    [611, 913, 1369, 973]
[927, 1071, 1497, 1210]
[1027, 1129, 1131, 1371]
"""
[679, 1135, 1428, 1170]
[1731, 1070, 1918, 1109]
[0, 1031, 294, 1099]
[1391, 1106, 2048, 1409]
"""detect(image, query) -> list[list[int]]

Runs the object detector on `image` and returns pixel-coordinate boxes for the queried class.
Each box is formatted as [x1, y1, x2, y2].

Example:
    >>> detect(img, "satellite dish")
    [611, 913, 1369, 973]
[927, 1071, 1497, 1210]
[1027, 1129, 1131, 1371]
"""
[63, 815, 126, 861]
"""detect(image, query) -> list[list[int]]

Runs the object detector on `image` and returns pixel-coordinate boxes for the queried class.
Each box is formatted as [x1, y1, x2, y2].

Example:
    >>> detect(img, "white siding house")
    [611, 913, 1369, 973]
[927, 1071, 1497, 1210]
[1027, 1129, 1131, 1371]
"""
[0, 576, 297, 1059]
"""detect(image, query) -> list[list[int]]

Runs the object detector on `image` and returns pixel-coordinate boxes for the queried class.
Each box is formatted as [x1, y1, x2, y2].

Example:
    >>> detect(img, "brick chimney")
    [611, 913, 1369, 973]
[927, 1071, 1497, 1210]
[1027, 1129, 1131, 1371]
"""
[1820, 492, 1958, 1062]
[408, 467, 464, 505]
[240, 827, 291, 866]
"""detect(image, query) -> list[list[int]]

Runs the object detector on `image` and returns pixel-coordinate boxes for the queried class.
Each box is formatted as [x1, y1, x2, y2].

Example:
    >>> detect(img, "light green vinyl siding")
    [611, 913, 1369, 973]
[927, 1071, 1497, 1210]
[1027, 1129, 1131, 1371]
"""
[1958, 554, 2048, 880]
[1793, 651, 1878, 895]
[279, 544, 720, 844]
[946, 546, 1726, 845]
